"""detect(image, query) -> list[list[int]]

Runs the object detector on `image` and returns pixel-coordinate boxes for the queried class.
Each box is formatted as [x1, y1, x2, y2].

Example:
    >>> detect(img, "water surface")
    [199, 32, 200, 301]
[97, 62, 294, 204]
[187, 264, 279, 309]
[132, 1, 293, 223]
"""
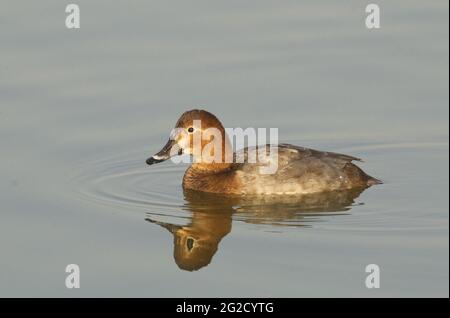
[0, 0, 448, 297]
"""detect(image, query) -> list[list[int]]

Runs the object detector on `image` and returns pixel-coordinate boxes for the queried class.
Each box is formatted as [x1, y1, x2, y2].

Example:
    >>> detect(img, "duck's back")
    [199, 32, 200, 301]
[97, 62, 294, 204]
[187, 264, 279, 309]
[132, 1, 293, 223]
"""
[233, 144, 380, 195]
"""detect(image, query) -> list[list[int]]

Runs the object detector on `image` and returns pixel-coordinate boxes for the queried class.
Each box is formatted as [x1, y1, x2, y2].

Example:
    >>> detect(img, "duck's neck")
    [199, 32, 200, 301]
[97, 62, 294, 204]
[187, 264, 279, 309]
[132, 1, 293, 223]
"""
[191, 161, 234, 173]
[191, 129, 234, 173]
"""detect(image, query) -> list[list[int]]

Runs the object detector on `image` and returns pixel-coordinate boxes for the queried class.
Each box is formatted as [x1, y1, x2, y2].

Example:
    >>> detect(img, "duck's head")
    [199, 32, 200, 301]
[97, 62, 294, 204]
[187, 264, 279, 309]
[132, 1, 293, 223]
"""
[146, 109, 232, 166]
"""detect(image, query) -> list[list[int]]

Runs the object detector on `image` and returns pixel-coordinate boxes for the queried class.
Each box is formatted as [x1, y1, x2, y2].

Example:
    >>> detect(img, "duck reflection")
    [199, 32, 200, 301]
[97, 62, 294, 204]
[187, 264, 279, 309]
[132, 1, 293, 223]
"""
[145, 187, 367, 271]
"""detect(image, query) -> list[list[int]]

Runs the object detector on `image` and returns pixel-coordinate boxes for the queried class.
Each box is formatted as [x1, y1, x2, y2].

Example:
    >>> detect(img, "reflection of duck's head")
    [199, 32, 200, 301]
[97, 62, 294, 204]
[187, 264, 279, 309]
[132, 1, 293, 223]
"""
[146, 195, 232, 271]
[172, 212, 231, 271]
[146, 187, 368, 271]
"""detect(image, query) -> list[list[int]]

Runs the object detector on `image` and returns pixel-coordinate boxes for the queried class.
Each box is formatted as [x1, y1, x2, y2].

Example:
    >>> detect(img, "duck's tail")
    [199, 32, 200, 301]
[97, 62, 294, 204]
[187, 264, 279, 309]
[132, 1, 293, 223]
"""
[367, 176, 383, 186]
[344, 162, 382, 187]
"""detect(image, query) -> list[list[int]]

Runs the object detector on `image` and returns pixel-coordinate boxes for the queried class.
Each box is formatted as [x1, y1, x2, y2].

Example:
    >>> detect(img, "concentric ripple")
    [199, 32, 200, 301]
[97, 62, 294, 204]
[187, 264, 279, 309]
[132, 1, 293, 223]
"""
[71, 141, 448, 231]
[71, 148, 187, 217]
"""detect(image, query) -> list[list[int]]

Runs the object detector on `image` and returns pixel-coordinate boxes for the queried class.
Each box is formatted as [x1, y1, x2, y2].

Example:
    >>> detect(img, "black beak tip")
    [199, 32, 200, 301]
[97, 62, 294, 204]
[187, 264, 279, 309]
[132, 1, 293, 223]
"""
[146, 157, 158, 165]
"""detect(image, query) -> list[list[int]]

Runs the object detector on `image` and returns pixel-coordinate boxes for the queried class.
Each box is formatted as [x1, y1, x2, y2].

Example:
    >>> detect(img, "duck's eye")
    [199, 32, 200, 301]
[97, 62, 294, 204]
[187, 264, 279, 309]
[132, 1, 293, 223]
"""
[186, 237, 195, 252]
[187, 127, 194, 133]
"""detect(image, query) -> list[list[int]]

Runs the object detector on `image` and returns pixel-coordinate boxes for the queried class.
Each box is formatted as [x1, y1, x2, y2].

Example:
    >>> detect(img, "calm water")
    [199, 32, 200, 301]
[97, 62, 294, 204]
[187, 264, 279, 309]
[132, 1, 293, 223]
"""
[0, 1, 448, 297]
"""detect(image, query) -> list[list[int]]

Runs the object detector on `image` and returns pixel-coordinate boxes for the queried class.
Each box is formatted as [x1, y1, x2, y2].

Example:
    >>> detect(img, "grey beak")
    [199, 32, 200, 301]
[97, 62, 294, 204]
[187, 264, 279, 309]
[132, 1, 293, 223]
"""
[146, 139, 181, 165]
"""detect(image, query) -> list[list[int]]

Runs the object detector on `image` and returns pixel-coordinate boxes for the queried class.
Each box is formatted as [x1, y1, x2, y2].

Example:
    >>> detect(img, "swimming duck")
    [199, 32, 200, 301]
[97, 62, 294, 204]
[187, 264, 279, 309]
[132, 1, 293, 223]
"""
[146, 109, 381, 195]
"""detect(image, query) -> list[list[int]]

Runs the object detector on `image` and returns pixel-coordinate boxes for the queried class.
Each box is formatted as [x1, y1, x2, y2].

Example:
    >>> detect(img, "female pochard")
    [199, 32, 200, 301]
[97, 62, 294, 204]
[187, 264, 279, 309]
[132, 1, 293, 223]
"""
[146, 109, 381, 195]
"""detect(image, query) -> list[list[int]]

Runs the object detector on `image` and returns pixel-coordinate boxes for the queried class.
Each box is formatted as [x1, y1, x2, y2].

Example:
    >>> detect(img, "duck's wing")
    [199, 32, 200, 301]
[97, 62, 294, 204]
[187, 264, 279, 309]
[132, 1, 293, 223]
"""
[233, 144, 380, 191]
[234, 143, 361, 168]
[278, 143, 362, 163]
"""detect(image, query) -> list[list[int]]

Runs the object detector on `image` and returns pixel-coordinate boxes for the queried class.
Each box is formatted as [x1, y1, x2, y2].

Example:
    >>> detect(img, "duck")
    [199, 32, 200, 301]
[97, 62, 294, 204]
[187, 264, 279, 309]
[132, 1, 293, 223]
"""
[146, 109, 381, 195]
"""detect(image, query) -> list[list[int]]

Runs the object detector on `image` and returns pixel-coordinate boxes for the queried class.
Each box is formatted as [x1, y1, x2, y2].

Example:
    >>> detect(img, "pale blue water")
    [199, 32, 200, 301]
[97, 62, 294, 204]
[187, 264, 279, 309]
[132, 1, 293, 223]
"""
[0, 0, 448, 297]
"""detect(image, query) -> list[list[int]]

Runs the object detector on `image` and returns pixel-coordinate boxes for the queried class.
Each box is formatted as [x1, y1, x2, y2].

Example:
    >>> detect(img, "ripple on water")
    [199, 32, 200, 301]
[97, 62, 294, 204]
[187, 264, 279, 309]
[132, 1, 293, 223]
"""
[71, 141, 448, 231]
[72, 149, 187, 216]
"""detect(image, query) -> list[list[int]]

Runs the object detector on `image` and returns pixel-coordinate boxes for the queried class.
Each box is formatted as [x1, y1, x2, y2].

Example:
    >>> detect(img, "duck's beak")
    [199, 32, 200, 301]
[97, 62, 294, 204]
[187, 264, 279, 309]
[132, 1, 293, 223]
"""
[146, 139, 182, 165]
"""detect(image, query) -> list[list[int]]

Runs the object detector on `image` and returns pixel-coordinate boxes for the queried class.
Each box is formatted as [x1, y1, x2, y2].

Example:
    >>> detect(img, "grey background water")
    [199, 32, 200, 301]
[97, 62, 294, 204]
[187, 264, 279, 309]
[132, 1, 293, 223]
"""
[0, 1, 448, 297]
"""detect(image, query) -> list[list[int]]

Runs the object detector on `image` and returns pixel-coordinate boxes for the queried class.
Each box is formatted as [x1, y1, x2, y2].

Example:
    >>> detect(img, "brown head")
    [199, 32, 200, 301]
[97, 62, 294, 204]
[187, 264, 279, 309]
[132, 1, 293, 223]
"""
[146, 109, 233, 171]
